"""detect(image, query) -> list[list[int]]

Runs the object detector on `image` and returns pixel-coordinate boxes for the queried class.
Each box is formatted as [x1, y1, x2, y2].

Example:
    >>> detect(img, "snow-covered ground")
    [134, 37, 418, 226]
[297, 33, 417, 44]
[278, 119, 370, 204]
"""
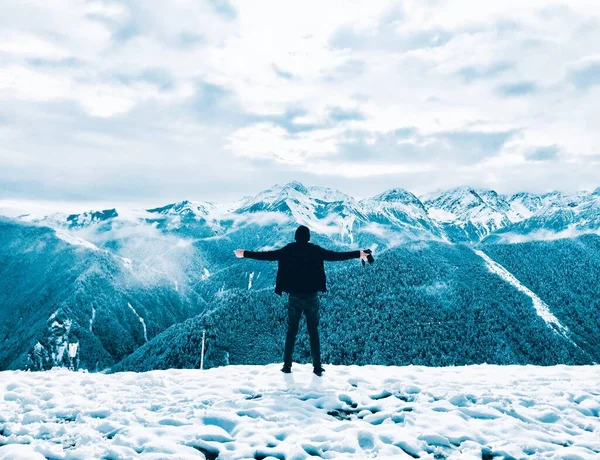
[1, 364, 599, 459]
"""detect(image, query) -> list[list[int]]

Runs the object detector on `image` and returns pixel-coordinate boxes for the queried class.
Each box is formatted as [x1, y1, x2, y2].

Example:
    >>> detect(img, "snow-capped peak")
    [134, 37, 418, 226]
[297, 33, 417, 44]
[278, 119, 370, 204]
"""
[424, 187, 511, 237]
[424, 187, 484, 215]
[11, 184, 600, 246]
[67, 209, 118, 228]
[536, 191, 593, 214]
[508, 192, 543, 208]
[146, 200, 215, 219]
[506, 192, 543, 221]
[370, 188, 426, 209]
[307, 186, 353, 203]
[281, 180, 309, 195]
[235, 181, 353, 215]
[475, 189, 510, 209]
[540, 191, 565, 204]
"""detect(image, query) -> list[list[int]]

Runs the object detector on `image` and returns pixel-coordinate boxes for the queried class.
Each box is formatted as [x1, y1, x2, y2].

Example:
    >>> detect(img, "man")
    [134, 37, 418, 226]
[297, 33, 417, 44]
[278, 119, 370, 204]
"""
[234, 225, 369, 376]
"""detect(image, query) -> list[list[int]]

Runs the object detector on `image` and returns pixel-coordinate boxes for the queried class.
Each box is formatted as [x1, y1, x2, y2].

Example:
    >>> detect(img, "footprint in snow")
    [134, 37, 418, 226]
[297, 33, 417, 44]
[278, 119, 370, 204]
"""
[357, 430, 375, 450]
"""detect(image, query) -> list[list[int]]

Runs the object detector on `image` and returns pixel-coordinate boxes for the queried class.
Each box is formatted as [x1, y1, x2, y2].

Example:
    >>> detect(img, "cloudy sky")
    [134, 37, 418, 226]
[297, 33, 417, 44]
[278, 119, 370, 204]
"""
[1, 0, 600, 209]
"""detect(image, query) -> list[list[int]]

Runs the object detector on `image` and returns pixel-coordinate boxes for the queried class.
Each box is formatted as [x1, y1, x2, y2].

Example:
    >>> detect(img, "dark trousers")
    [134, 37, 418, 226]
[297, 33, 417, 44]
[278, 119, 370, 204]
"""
[284, 294, 321, 369]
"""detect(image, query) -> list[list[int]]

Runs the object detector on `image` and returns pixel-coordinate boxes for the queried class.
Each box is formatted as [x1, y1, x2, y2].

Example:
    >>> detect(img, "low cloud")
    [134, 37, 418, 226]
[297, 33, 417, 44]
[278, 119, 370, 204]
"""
[497, 227, 600, 244]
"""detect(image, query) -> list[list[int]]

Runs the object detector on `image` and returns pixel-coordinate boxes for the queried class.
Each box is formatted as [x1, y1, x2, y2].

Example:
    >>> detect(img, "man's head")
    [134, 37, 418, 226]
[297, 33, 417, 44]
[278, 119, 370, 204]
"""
[295, 225, 310, 243]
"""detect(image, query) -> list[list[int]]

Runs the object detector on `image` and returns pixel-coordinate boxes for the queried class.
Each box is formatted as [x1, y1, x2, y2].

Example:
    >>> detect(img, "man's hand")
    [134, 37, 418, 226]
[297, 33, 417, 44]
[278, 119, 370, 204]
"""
[234, 249, 245, 258]
[359, 249, 369, 261]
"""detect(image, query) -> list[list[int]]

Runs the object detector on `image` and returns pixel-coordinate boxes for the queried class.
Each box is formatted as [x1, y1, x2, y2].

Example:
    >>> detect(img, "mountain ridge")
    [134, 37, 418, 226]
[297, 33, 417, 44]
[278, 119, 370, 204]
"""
[17, 181, 600, 245]
[3, 187, 600, 372]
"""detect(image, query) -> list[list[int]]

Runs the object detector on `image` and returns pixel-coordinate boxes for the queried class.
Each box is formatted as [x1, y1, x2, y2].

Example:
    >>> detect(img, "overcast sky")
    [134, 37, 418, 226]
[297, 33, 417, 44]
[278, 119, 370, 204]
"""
[1, 0, 600, 210]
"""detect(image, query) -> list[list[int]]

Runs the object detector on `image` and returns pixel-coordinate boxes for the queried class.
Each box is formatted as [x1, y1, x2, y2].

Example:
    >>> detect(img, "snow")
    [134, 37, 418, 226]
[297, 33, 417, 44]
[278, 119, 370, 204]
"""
[423, 187, 512, 237]
[55, 343, 67, 363]
[14, 184, 600, 250]
[176, 238, 194, 248]
[1, 364, 599, 459]
[505, 200, 536, 222]
[233, 182, 439, 245]
[474, 250, 571, 339]
[146, 201, 216, 221]
[426, 207, 456, 222]
[68, 343, 79, 359]
[8, 183, 600, 250]
[89, 306, 96, 332]
[47, 317, 73, 365]
[360, 194, 430, 225]
[0, 444, 46, 460]
[308, 186, 353, 203]
[120, 256, 133, 269]
[127, 303, 148, 343]
[53, 229, 100, 251]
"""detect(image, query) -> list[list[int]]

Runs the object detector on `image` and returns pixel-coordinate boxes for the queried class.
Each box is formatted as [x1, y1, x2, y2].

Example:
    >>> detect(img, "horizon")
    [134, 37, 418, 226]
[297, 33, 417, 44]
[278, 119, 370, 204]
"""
[2, 180, 599, 218]
[2, 1, 600, 204]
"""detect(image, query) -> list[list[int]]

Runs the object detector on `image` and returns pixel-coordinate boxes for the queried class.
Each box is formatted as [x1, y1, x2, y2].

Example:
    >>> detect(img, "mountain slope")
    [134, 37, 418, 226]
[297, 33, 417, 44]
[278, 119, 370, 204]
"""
[229, 181, 447, 245]
[5, 182, 600, 372]
[356, 188, 445, 244]
[0, 218, 207, 371]
[113, 241, 592, 372]
[490, 191, 600, 242]
[423, 187, 512, 241]
[482, 235, 600, 360]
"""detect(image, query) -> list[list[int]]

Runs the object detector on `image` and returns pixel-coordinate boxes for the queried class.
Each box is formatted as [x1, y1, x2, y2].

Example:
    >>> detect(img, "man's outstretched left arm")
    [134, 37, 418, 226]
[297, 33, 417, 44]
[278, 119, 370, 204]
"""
[234, 248, 282, 261]
[318, 247, 368, 262]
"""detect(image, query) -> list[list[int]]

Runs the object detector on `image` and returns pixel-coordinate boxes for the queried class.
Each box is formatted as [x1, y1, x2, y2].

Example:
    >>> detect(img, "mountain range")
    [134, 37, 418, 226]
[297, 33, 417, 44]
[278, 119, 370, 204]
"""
[21, 181, 600, 246]
[2, 181, 600, 372]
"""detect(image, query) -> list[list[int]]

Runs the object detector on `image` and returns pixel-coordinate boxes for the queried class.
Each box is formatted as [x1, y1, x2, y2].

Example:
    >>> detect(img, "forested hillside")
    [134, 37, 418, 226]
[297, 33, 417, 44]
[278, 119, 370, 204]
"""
[113, 241, 594, 372]
[4, 181, 600, 372]
[483, 235, 600, 362]
[0, 219, 206, 371]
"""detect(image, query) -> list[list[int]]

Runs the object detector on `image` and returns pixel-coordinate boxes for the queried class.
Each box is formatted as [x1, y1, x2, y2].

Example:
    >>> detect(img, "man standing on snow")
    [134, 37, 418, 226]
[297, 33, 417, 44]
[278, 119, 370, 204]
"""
[234, 225, 369, 376]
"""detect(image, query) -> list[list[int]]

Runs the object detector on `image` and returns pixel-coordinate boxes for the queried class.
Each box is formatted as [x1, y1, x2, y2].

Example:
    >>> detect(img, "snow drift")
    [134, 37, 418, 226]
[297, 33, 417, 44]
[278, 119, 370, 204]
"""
[1, 364, 599, 459]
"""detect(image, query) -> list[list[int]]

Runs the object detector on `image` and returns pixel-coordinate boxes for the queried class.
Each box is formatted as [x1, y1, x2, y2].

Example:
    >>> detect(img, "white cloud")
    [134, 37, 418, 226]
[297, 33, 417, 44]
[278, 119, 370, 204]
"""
[0, 66, 71, 102]
[228, 123, 343, 163]
[305, 160, 435, 178]
[0, 33, 70, 59]
[0, 0, 599, 203]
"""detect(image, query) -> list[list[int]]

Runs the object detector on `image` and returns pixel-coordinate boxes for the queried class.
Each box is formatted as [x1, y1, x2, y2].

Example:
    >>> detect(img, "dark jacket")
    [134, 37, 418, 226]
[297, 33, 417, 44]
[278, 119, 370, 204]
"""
[244, 242, 360, 295]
